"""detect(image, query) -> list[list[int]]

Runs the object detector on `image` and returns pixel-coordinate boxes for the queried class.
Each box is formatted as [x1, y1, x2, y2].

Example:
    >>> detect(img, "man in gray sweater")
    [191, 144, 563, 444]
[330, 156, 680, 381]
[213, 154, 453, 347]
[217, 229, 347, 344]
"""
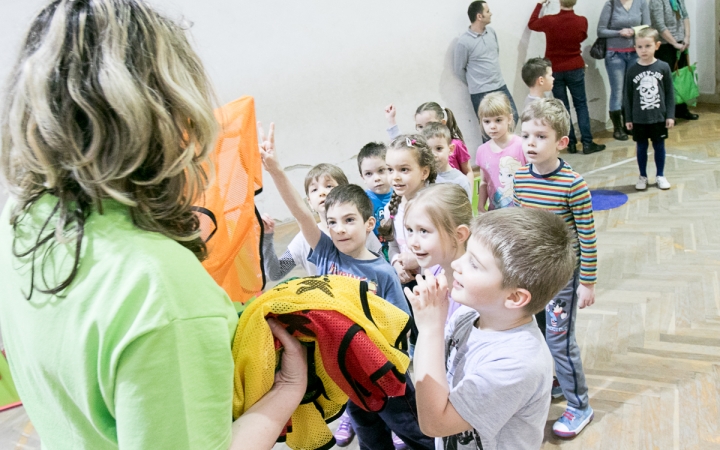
[650, 0, 699, 120]
[454, 1, 519, 130]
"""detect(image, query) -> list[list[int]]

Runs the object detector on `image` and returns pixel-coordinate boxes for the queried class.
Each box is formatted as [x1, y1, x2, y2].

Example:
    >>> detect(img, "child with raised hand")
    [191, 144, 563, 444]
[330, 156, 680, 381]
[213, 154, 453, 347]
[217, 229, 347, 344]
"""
[357, 142, 392, 261]
[421, 123, 472, 199]
[379, 135, 438, 286]
[259, 122, 434, 450]
[475, 92, 526, 213]
[403, 184, 472, 322]
[514, 98, 597, 438]
[406, 208, 577, 450]
[624, 27, 675, 191]
[385, 102, 474, 187]
[261, 163, 382, 281]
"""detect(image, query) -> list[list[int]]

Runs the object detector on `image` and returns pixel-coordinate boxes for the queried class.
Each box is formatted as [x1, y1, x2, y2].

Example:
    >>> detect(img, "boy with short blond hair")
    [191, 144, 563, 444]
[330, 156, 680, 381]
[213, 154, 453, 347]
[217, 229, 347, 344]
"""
[421, 123, 472, 199]
[407, 207, 576, 449]
[513, 98, 597, 437]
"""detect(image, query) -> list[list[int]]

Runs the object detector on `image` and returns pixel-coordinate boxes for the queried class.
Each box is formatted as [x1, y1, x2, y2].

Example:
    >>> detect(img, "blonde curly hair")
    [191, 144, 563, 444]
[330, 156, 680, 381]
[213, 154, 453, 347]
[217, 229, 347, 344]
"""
[1, 0, 217, 297]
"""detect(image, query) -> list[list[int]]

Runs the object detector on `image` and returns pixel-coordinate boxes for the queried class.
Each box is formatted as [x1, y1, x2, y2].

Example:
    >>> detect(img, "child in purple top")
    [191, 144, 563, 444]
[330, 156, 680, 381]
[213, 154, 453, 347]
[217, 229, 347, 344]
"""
[475, 92, 527, 212]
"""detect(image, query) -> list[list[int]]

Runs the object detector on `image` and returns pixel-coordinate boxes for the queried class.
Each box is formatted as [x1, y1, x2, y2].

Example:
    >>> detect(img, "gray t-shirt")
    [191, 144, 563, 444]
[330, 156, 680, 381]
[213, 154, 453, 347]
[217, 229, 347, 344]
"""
[453, 27, 505, 95]
[436, 169, 472, 199]
[437, 307, 553, 450]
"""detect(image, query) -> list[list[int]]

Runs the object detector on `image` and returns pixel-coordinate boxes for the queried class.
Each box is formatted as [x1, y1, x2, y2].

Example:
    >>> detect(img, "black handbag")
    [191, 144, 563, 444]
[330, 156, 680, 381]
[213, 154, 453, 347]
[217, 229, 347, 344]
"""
[590, 0, 615, 60]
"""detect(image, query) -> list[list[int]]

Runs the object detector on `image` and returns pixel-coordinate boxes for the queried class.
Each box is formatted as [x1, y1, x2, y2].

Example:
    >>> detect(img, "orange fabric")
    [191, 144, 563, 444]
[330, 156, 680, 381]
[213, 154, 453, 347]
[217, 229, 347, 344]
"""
[196, 96, 264, 303]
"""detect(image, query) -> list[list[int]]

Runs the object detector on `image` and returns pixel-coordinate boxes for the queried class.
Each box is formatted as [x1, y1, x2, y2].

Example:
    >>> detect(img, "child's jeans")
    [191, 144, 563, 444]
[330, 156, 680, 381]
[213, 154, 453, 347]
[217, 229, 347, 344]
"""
[347, 377, 434, 450]
[544, 269, 589, 410]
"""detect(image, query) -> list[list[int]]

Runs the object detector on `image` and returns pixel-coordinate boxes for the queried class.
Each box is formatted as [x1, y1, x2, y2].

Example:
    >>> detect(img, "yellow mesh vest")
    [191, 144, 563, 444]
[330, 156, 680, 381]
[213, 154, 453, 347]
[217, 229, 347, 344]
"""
[232, 275, 411, 450]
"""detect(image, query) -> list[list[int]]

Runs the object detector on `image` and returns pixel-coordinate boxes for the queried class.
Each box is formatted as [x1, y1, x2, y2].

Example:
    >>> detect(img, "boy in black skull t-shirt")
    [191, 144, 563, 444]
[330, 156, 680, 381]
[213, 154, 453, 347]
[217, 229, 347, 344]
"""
[623, 27, 675, 191]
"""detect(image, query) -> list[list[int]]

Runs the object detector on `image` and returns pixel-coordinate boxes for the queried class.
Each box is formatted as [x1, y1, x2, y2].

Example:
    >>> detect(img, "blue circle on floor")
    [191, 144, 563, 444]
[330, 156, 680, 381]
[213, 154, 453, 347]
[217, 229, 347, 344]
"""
[591, 190, 628, 211]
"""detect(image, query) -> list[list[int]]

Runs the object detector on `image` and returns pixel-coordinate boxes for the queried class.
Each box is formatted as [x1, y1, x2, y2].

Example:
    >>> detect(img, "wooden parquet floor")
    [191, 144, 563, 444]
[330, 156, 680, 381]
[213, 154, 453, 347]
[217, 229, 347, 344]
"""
[2, 104, 720, 450]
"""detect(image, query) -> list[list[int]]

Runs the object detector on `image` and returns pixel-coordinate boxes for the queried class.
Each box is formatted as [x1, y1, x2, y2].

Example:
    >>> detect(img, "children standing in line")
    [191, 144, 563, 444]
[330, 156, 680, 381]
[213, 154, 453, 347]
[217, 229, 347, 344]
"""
[474, 92, 526, 213]
[259, 122, 433, 450]
[522, 57, 555, 111]
[624, 27, 675, 191]
[406, 208, 577, 450]
[380, 135, 438, 286]
[513, 98, 597, 437]
[421, 123, 472, 199]
[403, 183, 472, 322]
[384, 102, 474, 187]
[261, 164, 382, 281]
[357, 142, 393, 261]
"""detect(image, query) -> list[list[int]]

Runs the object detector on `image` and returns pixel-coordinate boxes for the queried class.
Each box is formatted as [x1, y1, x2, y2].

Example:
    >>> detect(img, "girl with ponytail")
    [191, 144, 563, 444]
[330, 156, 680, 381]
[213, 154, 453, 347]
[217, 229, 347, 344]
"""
[384, 102, 473, 186]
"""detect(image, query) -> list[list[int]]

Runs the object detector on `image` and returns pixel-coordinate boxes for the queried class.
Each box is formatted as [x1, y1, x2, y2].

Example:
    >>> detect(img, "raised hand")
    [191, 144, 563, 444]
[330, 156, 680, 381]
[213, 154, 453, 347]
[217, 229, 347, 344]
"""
[258, 121, 281, 174]
[385, 104, 397, 126]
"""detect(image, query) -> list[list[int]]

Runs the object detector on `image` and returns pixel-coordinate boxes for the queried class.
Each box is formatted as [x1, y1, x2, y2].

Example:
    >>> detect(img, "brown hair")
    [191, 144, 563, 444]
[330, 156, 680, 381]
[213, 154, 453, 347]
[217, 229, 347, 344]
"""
[1, 0, 217, 298]
[324, 184, 374, 222]
[356, 142, 387, 174]
[415, 102, 465, 142]
[303, 163, 349, 196]
[470, 208, 577, 314]
[520, 98, 570, 140]
[378, 135, 437, 242]
[521, 57, 552, 88]
[421, 122, 453, 145]
[404, 184, 472, 260]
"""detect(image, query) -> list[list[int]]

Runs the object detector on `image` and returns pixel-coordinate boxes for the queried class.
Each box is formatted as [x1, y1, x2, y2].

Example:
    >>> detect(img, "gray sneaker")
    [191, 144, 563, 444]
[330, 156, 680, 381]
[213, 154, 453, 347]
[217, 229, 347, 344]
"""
[635, 176, 648, 191]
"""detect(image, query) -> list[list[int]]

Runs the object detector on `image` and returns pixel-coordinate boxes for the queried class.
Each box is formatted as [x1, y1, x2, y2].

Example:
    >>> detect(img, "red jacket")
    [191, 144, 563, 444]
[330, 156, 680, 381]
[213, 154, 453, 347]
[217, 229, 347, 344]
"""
[528, 5, 587, 73]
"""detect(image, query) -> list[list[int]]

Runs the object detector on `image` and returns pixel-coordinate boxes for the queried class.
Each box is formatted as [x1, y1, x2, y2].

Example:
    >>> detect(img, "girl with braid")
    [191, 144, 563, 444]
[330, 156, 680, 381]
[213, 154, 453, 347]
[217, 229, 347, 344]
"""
[380, 135, 438, 285]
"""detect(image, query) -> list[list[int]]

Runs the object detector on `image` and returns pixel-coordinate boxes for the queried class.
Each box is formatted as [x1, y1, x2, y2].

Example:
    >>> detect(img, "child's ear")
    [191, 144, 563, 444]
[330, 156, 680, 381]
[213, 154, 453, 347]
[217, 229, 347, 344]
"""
[449, 142, 456, 153]
[441, 119, 447, 126]
[654, 41, 661, 50]
[504, 288, 532, 310]
[455, 224, 470, 245]
[366, 216, 376, 233]
[557, 135, 570, 151]
[421, 167, 430, 182]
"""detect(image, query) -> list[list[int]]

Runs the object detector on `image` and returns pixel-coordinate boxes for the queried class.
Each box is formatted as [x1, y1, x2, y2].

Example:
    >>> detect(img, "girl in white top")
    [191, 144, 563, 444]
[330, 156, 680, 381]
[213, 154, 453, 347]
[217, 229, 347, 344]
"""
[379, 135, 437, 285]
[403, 184, 473, 323]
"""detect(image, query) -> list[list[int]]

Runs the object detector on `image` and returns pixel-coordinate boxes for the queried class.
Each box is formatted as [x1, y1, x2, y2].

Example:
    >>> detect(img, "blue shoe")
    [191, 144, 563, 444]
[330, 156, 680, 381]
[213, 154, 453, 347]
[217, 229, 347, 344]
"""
[552, 405, 594, 438]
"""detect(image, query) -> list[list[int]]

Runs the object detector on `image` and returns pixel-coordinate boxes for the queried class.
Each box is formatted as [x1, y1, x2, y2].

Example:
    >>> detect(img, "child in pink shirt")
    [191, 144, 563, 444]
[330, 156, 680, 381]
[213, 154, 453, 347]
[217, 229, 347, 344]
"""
[475, 92, 527, 212]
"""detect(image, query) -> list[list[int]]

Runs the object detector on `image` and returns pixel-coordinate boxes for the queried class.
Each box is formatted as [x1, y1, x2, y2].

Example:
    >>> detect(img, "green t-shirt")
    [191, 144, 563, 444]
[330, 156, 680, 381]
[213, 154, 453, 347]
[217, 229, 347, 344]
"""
[0, 195, 238, 449]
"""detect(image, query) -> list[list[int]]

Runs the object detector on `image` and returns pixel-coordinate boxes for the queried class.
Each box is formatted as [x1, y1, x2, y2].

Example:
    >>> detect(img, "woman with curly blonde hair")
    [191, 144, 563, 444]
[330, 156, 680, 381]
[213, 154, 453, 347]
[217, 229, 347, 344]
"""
[0, 1, 306, 448]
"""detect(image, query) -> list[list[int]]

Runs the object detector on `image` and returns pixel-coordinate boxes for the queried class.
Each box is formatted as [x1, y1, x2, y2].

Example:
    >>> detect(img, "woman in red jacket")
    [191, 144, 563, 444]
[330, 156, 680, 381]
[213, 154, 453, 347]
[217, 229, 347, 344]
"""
[528, 0, 605, 154]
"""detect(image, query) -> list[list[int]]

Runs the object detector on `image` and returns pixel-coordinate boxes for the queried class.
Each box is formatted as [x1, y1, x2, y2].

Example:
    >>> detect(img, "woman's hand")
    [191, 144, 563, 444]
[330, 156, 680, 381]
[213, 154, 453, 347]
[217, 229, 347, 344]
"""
[619, 28, 634, 38]
[267, 318, 307, 396]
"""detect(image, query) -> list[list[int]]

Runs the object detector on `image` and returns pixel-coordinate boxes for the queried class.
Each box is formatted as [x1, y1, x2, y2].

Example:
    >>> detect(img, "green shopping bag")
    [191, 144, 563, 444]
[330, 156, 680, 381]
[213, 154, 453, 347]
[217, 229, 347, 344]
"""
[0, 351, 21, 412]
[672, 51, 699, 107]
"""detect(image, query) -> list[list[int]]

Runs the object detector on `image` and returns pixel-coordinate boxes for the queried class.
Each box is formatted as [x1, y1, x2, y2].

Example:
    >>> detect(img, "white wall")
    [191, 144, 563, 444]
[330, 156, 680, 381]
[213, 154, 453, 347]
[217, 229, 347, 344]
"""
[0, 0, 716, 219]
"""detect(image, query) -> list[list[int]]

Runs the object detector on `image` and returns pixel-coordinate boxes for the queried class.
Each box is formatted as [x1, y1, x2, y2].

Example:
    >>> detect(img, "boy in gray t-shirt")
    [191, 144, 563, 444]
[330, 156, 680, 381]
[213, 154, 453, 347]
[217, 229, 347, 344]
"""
[405, 208, 578, 450]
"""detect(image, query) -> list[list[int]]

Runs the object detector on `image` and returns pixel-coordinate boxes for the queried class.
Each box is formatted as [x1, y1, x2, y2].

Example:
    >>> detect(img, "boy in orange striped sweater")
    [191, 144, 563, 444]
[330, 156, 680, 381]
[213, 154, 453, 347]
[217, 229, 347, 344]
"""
[513, 98, 596, 438]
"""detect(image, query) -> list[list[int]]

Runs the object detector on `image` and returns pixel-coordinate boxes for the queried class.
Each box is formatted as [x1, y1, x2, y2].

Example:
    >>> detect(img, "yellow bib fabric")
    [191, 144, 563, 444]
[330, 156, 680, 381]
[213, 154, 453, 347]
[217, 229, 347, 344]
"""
[232, 275, 411, 450]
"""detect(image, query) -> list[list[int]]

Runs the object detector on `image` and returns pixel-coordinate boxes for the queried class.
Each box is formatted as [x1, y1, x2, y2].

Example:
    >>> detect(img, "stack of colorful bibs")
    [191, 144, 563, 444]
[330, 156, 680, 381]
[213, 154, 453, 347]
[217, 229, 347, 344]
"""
[232, 275, 411, 450]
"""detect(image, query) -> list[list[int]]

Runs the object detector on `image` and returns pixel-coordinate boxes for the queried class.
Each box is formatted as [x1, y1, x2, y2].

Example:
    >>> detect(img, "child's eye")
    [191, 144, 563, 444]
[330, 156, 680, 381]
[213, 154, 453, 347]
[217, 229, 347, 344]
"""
[378, 168, 385, 174]
[521, 133, 529, 139]
[470, 259, 478, 269]
[401, 168, 408, 173]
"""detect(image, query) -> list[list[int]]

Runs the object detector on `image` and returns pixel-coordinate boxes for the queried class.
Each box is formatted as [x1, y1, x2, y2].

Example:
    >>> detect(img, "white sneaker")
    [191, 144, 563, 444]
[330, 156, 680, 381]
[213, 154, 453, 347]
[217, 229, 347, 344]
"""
[635, 176, 648, 191]
[656, 176, 671, 190]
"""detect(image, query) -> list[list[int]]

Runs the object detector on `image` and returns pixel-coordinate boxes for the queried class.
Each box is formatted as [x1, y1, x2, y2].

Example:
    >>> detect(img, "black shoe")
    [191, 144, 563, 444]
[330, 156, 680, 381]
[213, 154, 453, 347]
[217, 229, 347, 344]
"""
[583, 142, 606, 155]
[609, 110, 628, 141]
[679, 112, 700, 120]
[567, 143, 577, 154]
